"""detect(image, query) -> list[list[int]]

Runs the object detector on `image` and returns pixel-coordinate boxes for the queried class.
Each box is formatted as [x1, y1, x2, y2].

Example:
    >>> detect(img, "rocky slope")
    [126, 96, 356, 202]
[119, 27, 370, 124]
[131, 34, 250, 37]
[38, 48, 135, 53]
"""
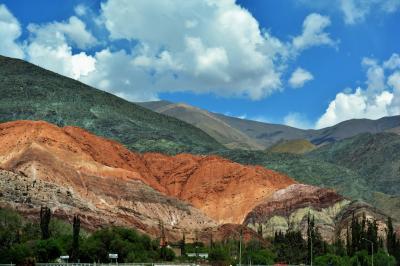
[244, 184, 394, 242]
[244, 184, 349, 242]
[0, 120, 296, 239]
[0, 169, 216, 241]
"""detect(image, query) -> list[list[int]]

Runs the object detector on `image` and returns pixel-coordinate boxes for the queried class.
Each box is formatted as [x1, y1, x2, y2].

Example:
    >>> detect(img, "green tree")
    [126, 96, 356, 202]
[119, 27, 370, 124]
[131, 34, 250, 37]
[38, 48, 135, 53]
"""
[71, 215, 80, 262]
[40, 206, 51, 240]
[0, 208, 23, 253]
[180, 232, 186, 257]
[373, 249, 396, 266]
[209, 245, 231, 266]
[314, 253, 350, 266]
[34, 239, 62, 262]
[350, 250, 371, 266]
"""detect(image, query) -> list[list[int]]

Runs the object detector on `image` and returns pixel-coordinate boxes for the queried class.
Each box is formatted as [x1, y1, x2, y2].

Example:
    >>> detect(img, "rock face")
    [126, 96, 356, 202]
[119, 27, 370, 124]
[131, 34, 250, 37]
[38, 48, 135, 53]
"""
[0, 168, 217, 241]
[243, 184, 399, 242]
[0, 120, 295, 238]
[143, 153, 295, 223]
[244, 184, 350, 242]
[335, 201, 392, 241]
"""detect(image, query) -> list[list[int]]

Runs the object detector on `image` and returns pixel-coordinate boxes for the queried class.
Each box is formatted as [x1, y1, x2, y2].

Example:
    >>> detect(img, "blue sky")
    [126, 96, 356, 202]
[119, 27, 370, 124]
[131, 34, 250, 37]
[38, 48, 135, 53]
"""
[0, 0, 399, 129]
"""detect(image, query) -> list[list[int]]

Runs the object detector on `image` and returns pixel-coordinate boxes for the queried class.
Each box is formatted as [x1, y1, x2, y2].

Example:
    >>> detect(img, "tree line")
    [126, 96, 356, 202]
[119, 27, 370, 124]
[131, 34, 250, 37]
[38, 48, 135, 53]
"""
[1, 207, 399, 265]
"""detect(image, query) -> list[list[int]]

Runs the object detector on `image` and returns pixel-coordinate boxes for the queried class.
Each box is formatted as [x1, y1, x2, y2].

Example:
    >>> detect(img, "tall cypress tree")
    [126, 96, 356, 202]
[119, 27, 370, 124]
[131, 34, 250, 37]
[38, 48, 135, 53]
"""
[180, 231, 186, 256]
[71, 215, 80, 261]
[387, 217, 396, 255]
[40, 206, 51, 240]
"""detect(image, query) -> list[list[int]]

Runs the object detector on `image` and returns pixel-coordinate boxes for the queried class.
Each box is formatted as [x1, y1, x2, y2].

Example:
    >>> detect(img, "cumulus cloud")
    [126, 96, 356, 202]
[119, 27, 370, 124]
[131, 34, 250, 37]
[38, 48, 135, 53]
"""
[0, 4, 24, 59]
[289, 67, 314, 88]
[283, 112, 312, 129]
[388, 71, 400, 114]
[292, 13, 336, 52]
[78, 0, 336, 101]
[90, 0, 290, 100]
[27, 16, 97, 49]
[316, 54, 400, 129]
[25, 16, 97, 80]
[0, 2, 337, 102]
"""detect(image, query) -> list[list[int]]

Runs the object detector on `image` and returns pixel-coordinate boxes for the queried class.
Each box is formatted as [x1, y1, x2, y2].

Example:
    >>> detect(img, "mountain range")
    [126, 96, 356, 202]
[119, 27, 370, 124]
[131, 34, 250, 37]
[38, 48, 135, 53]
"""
[138, 100, 400, 150]
[0, 120, 391, 243]
[0, 55, 399, 243]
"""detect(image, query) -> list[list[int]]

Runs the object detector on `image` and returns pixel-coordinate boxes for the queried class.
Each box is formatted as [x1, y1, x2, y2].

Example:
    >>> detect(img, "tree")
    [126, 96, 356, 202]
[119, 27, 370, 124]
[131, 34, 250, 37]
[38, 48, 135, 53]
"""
[71, 215, 80, 262]
[386, 217, 396, 255]
[314, 253, 350, 266]
[273, 229, 307, 264]
[209, 245, 231, 266]
[40, 206, 51, 240]
[307, 213, 325, 263]
[180, 231, 186, 257]
[34, 239, 62, 262]
[372, 249, 396, 266]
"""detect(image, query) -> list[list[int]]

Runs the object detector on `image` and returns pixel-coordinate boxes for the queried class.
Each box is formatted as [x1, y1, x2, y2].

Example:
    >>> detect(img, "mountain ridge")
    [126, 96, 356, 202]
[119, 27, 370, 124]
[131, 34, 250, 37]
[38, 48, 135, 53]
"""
[138, 100, 400, 150]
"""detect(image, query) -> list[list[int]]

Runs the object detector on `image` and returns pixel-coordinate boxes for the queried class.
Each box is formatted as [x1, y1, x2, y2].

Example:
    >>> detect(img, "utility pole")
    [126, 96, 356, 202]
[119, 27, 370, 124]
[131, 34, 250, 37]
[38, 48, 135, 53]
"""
[362, 238, 374, 266]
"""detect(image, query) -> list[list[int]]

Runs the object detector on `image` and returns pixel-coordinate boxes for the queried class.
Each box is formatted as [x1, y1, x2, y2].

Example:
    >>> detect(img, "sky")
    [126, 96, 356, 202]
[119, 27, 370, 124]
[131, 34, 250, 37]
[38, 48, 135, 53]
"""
[0, 0, 399, 129]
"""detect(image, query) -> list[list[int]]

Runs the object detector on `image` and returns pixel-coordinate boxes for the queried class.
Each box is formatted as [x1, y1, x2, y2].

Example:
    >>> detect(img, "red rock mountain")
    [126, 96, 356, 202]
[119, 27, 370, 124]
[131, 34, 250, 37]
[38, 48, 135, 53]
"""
[0, 120, 295, 238]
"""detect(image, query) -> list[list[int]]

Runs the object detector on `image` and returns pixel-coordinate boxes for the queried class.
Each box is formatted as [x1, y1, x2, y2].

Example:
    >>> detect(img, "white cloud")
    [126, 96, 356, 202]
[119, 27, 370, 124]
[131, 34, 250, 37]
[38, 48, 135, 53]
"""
[28, 16, 97, 49]
[388, 71, 400, 114]
[27, 43, 96, 80]
[74, 4, 87, 16]
[0, 4, 24, 59]
[0, 2, 337, 102]
[284, 112, 312, 129]
[84, 1, 336, 101]
[384, 53, 400, 69]
[362, 57, 385, 94]
[93, 0, 289, 100]
[341, 0, 400, 24]
[289, 67, 314, 88]
[292, 13, 336, 52]
[316, 54, 400, 129]
[25, 16, 96, 80]
[300, 0, 400, 25]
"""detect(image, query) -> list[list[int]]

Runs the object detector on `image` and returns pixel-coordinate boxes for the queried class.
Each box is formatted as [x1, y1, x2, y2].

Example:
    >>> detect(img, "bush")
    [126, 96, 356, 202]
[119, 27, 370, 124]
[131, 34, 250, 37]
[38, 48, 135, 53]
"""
[209, 245, 231, 266]
[314, 253, 350, 266]
[373, 250, 396, 266]
[242, 249, 275, 265]
[0, 243, 33, 264]
[34, 239, 62, 262]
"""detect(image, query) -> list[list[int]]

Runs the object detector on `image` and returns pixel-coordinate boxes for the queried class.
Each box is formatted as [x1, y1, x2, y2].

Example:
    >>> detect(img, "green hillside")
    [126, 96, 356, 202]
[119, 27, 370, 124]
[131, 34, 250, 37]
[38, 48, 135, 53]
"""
[215, 149, 369, 201]
[0, 55, 223, 154]
[216, 148, 400, 220]
[308, 132, 400, 196]
[267, 139, 316, 154]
